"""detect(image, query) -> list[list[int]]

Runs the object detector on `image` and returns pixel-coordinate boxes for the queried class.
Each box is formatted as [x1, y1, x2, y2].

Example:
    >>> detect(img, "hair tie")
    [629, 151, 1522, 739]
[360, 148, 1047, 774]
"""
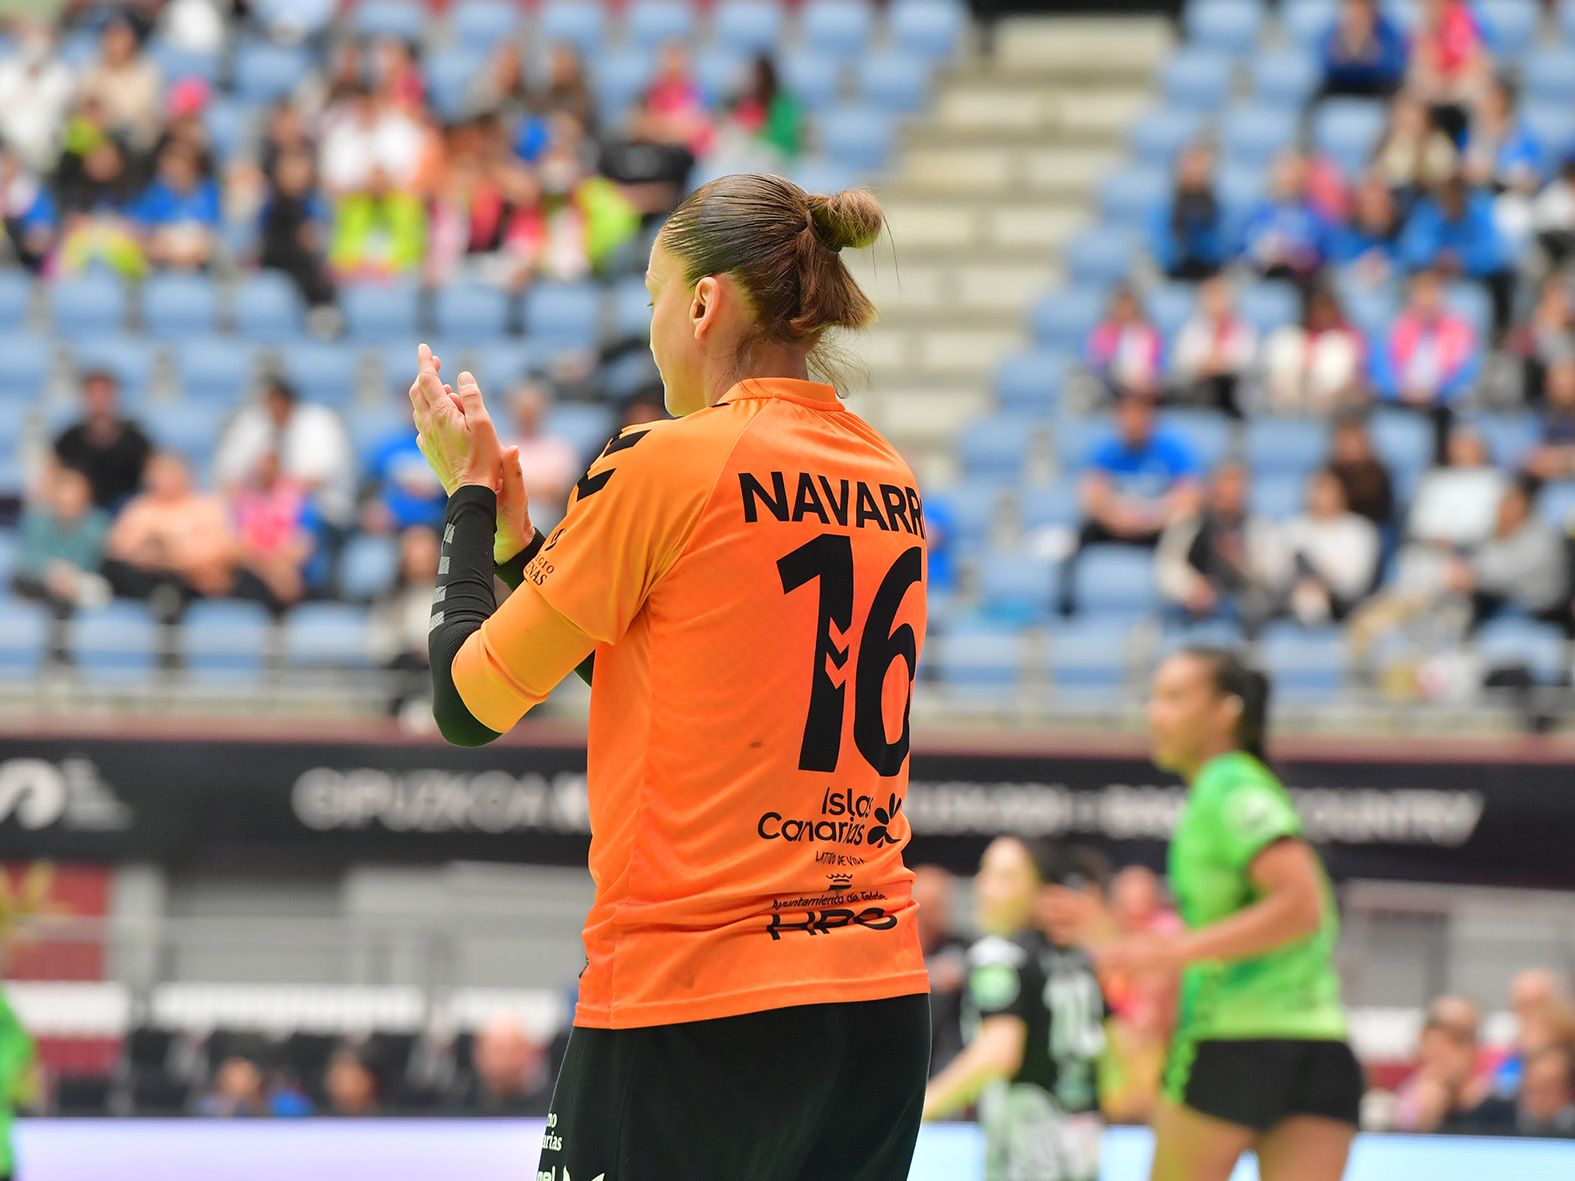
[805, 207, 839, 253]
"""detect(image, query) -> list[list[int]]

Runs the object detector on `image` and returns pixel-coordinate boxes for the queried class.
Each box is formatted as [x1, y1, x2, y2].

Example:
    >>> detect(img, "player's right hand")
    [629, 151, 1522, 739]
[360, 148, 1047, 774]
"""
[495, 443, 537, 564]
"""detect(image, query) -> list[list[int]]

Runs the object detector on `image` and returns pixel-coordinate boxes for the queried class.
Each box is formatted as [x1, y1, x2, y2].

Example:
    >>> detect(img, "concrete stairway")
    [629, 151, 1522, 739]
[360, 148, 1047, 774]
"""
[843, 16, 1173, 480]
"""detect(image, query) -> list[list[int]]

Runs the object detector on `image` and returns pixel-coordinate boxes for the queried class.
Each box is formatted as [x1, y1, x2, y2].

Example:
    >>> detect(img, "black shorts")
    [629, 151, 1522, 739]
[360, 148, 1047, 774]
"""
[1167, 1038, 1363, 1133]
[536, 992, 930, 1181]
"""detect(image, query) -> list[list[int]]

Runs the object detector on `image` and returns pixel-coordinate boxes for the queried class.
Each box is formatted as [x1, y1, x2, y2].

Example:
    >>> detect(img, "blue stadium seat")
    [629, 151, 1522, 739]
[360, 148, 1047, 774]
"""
[0, 530, 13, 585]
[890, 0, 966, 60]
[204, 98, 255, 162]
[1245, 418, 1330, 477]
[147, 40, 221, 85]
[1162, 50, 1235, 112]
[628, 0, 695, 48]
[233, 40, 310, 105]
[857, 52, 933, 116]
[801, 0, 875, 60]
[715, 1, 785, 54]
[71, 337, 155, 404]
[1220, 105, 1302, 171]
[176, 338, 257, 403]
[594, 48, 656, 124]
[180, 599, 273, 682]
[821, 105, 895, 174]
[602, 350, 659, 399]
[1130, 109, 1207, 166]
[280, 340, 360, 409]
[1340, 283, 1399, 340]
[353, 0, 425, 40]
[1019, 477, 1079, 532]
[539, 0, 607, 53]
[1162, 410, 1232, 470]
[450, 0, 523, 43]
[938, 480, 1003, 549]
[1282, 0, 1338, 45]
[71, 602, 161, 681]
[50, 274, 128, 336]
[350, 405, 413, 469]
[1369, 409, 1434, 476]
[523, 282, 601, 352]
[1047, 618, 1133, 697]
[959, 416, 1034, 482]
[1250, 471, 1306, 520]
[995, 350, 1071, 416]
[1216, 161, 1267, 230]
[0, 597, 51, 677]
[433, 283, 513, 343]
[979, 553, 1057, 627]
[57, 29, 98, 68]
[1051, 415, 1109, 474]
[1072, 546, 1159, 618]
[695, 49, 746, 105]
[1476, 617, 1568, 684]
[610, 278, 652, 341]
[1560, 0, 1575, 40]
[1313, 98, 1389, 175]
[0, 270, 31, 330]
[141, 403, 230, 472]
[1259, 623, 1348, 701]
[1444, 280, 1493, 340]
[144, 273, 219, 339]
[1524, 103, 1575, 163]
[1162, 616, 1247, 650]
[235, 272, 307, 341]
[468, 341, 537, 390]
[781, 52, 845, 112]
[1186, 0, 1266, 57]
[1145, 282, 1197, 341]
[1030, 289, 1103, 351]
[1537, 481, 1575, 531]
[1064, 226, 1138, 287]
[341, 282, 421, 342]
[339, 534, 401, 602]
[252, 0, 335, 39]
[928, 627, 1025, 698]
[282, 603, 373, 670]
[791, 158, 859, 195]
[547, 403, 617, 463]
[1250, 48, 1321, 107]
[1478, 0, 1539, 61]
[0, 332, 50, 403]
[426, 49, 488, 121]
[1099, 166, 1168, 227]
[1239, 279, 1302, 337]
[1472, 412, 1538, 469]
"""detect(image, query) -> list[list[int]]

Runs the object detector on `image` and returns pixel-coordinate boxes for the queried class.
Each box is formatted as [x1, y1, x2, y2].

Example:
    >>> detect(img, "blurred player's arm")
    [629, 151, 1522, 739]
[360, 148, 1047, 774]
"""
[922, 1015, 1027, 1120]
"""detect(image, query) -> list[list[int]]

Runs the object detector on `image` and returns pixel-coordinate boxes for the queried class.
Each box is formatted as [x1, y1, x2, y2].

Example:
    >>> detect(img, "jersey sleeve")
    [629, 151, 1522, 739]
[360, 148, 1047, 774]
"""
[1206, 770, 1305, 875]
[965, 937, 1035, 1022]
[519, 421, 722, 645]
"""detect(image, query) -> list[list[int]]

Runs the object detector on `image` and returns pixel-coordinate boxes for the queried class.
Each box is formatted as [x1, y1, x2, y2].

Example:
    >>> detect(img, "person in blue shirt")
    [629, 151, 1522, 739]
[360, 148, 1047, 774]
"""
[1399, 173, 1513, 332]
[1149, 144, 1228, 281]
[132, 141, 220, 270]
[1326, 174, 1403, 282]
[361, 428, 448, 535]
[1462, 78, 1545, 197]
[1059, 394, 1203, 615]
[1239, 153, 1329, 282]
[1320, 0, 1408, 98]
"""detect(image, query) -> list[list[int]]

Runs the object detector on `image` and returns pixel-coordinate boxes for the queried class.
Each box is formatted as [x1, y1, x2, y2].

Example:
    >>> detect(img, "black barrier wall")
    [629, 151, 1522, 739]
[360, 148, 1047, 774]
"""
[0, 733, 1566, 887]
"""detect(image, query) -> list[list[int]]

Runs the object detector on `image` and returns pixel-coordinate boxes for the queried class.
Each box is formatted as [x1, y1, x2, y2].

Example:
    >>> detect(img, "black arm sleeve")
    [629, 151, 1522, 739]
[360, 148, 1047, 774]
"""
[428, 485, 504, 747]
[495, 528, 594, 687]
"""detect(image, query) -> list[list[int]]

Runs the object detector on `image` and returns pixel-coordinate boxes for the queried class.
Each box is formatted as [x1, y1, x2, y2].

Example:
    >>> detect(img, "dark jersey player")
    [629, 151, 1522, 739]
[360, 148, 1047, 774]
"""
[925, 837, 1107, 1181]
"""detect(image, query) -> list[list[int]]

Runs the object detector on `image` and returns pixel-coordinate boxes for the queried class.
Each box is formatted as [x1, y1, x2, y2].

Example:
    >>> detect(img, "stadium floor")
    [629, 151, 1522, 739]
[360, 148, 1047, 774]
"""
[15, 1119, 1575, 1179]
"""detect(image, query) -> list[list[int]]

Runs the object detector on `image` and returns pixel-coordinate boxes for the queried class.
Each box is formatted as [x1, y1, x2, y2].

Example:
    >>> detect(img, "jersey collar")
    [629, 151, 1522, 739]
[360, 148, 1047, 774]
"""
[717, 377, 844, 411]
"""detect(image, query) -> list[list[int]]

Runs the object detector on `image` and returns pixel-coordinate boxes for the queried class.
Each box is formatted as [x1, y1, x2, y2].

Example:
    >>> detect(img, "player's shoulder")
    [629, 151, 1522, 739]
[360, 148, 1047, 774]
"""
[576, 412, 742, 498]
[1195, 751, 1279, 800]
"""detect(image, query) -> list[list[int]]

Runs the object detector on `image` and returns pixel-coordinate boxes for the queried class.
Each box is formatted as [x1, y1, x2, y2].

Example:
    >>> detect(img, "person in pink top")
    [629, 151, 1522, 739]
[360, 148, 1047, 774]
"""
[632, 43, 715, 159]
[1372, 268, 1480, 406]
[1410, 0, 1489, 137]
[1087, 284, 1164, 401]
[229, 449, 318, 614]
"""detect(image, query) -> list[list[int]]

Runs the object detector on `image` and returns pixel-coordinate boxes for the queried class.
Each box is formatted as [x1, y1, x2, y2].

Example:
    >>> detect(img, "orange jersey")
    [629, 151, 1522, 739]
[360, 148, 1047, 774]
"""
[452, 378, 931, 1029]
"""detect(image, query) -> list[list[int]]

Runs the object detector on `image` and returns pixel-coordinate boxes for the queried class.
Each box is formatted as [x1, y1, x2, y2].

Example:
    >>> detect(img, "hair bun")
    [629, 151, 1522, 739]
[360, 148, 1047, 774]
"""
[808, 188, 884, 253]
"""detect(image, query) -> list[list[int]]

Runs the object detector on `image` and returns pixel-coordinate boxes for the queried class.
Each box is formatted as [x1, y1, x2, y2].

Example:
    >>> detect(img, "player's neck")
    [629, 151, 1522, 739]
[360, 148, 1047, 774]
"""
[708, 345, 813, 404]
[1181, 739, 1237, 784]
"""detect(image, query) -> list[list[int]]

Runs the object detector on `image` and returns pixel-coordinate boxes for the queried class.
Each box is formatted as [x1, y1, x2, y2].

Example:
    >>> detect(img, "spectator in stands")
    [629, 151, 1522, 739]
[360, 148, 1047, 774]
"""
[1400, 176, 1510, 329]
[370, 524, 439, 722]
[228, 449, 319, 615]
[1457, 1042, 1575, 1137]
[132, 141, 220, 271]
[1326, 414, 1396, 527]
[1263, 285, 1367, 413]
[1264, 468, 1381, 627]
[1524, 360, 1575, 482]
[1533, 154, 1575, 266]
[197, 1055, 272, 1118]
[13, 465, 110, 624]
[102, 452, 239, 616]
[1096, 866, 1182, 1123]
[1462, 77, 1545, 247]
[0, 145, 59, 272]
[319, 80, 427, 197]
[76, 13, 162, 151]
[1492, 969, 1575, 1100]
[260, 146, 335, 310]
[0, 23, 75, 171]
[469, 42, 532, 124]
[634, 42, 714, 159]
[1085, 284, 1163, 402]
[1149, 144, 1226, 281]
[529, 120, 640, 278]
[1061, 394, 1202, 614]
[1517, 275, 1574, 402]
[257, 100, 317, 185]
[1408, 0, 1490, 140]
[1444, 479, 1568, 628]
[1392, 995, 1489, 1132]
[329, 163, 427, 279]
[723, 55, 806, 163]
[52, 368, 153, 511]
[1327, 173, 1404, 287]
[1155, 461, 1274, 628]
[1319, 0, 1408, 98]
[362, 427, 446, 535]
[1171, 275, 1256, 418]
[502, 380, 582, 525]
[215, 377, 356, 549]
[1372, 93, 1459, 204]
[1239, 153, 1329, 283]
[323, 1048, 380, 1117]
[911, 865, 967, 1076]
[1372, 269, 1481, 410]
[370, 35, 424, 115]
[456, 1017, 552, 1116]
[53, 116, 146, 278]
[921, 493, 957, 596]
[529, 43, 598, 143]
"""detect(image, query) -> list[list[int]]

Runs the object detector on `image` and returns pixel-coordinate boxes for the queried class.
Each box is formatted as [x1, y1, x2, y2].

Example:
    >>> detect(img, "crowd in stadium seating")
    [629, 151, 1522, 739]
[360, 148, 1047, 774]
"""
[945, 0, 1575, 709]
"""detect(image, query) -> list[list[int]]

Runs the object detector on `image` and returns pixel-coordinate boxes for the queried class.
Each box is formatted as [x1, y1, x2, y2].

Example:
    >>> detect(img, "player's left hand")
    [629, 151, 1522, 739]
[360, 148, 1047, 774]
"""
[1094, 934, 1182, 977]
[410, 343, 503, 494]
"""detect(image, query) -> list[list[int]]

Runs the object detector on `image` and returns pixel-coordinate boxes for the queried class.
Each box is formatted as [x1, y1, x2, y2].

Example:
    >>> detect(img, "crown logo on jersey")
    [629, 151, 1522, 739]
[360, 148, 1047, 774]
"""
[827, 873, 854, 888]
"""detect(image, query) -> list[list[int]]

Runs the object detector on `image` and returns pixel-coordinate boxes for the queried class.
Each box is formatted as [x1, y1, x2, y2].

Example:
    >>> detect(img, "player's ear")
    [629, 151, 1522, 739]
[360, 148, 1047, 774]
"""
[690, 275, 719, 340]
